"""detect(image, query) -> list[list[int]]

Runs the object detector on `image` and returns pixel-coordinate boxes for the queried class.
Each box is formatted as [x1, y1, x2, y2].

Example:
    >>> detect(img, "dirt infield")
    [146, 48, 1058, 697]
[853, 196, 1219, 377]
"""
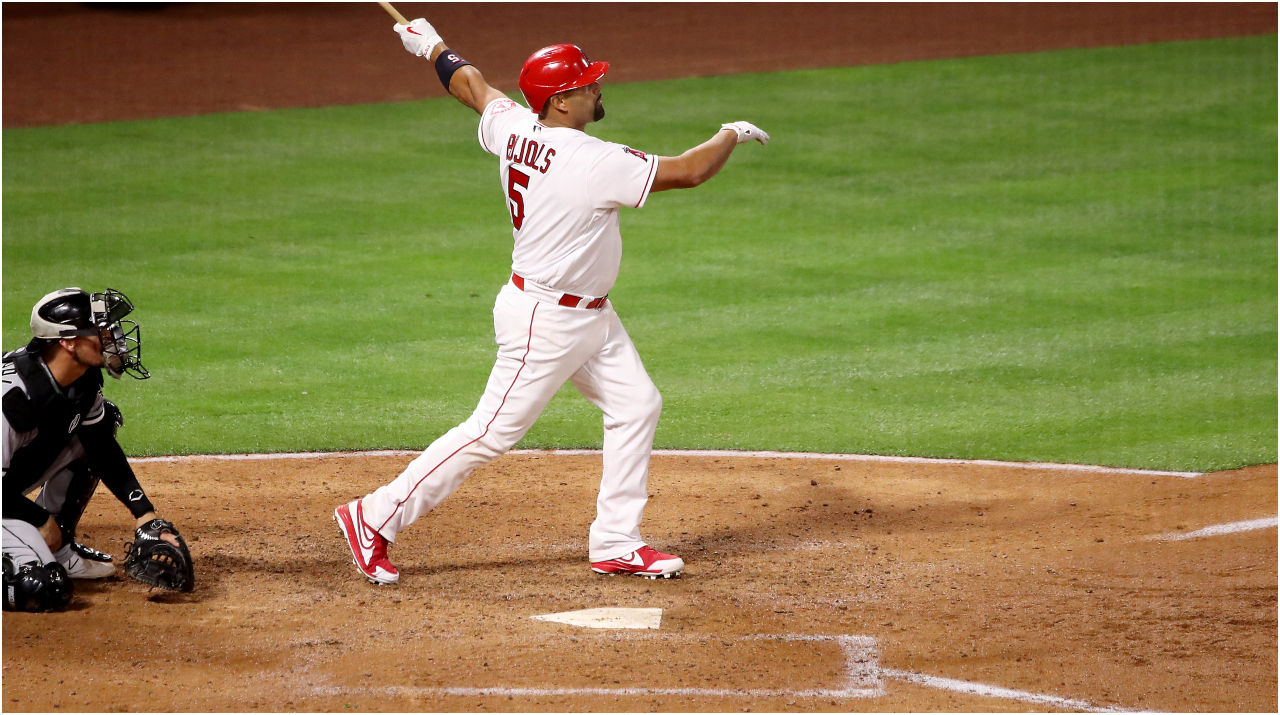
[2, 2, 1276, 712]
[3, 456, 1275, 711]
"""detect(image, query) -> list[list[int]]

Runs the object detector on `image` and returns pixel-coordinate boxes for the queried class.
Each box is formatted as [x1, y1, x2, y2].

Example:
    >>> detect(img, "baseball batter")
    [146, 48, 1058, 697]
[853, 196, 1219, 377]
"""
[336, 16, 768, 584]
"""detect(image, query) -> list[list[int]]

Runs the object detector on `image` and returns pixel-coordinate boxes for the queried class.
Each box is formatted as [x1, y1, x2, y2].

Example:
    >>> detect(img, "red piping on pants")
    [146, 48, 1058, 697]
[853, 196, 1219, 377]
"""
[375, 302, 540, 534]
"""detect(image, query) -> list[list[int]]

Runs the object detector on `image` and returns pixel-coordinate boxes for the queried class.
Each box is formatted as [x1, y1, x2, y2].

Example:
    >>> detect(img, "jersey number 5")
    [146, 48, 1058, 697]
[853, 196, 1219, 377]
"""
[507, 167, 530, 229]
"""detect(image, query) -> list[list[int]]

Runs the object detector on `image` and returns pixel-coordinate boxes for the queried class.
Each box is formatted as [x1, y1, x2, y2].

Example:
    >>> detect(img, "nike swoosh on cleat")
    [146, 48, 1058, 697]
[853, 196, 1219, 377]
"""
[357, 527, 374, 550]
[353, 503, 376, 550]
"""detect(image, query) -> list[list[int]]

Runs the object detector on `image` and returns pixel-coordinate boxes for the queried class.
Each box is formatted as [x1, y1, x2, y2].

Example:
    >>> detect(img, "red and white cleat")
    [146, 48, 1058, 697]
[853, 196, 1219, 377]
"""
[591, 545, 684, 579]
[334, 499, 399, 585]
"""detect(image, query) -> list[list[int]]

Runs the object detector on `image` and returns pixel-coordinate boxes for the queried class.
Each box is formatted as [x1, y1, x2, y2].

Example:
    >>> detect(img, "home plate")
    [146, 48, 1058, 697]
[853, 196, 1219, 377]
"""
[530, 607, 662, 629]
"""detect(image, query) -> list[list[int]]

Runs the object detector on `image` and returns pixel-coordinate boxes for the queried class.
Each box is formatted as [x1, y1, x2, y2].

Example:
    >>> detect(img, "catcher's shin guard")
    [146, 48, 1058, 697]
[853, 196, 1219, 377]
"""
[3, 554, 74, 612]
[55, 460, 101, 546]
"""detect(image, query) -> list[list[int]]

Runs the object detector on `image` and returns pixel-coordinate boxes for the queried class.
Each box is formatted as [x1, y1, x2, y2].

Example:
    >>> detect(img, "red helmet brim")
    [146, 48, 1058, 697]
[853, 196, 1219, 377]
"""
[579, 61, 609, 86]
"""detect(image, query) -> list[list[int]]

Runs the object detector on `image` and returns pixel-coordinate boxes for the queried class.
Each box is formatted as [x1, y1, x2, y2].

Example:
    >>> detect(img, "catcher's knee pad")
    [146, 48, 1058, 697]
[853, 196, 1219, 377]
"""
[3, 554, 74, 612]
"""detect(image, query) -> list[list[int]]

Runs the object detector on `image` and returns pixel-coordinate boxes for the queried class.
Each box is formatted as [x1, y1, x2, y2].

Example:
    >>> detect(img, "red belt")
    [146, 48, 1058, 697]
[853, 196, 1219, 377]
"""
[512, 273, 607, 310]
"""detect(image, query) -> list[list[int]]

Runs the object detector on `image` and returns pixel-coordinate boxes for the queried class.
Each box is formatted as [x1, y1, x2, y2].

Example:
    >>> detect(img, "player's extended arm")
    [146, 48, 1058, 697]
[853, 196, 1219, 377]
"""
[652, 122, 769, 192]
[435, 47, 507, 115]
[77, 418, 156, 520]
[394, 19, 506, 115]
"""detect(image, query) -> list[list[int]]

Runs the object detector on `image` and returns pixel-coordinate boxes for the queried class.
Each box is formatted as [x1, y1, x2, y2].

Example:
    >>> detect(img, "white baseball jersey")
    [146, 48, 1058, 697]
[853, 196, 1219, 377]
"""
[356, 94, 670, 570]
[478, 97, 659, 297]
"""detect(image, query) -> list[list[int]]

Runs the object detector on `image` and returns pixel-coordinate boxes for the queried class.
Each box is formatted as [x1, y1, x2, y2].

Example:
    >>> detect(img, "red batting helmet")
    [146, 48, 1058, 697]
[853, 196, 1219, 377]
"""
[519, 44, 609, 114]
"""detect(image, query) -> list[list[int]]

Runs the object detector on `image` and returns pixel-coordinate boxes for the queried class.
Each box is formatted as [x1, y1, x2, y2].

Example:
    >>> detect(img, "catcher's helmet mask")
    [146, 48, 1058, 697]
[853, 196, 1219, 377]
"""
[30, 287, 150, 380]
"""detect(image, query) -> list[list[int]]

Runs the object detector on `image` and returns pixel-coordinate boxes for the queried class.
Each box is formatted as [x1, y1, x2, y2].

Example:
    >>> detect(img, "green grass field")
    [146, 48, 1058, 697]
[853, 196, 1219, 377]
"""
[3, 36, 1275, 471]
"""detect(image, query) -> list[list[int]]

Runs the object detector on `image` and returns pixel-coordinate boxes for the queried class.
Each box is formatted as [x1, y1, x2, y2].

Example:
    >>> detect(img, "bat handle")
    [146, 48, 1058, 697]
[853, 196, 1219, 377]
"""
[378, 1, 411, 25]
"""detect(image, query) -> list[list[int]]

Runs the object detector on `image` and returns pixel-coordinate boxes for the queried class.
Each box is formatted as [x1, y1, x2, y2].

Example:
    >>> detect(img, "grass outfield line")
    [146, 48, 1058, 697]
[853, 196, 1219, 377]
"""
[3, 36, 1275, 471]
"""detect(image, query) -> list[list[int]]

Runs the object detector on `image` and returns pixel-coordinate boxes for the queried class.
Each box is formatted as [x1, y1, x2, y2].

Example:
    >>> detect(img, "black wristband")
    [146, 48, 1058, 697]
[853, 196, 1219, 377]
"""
[434, 49, 473, 90]
[123, 491, 156, 520]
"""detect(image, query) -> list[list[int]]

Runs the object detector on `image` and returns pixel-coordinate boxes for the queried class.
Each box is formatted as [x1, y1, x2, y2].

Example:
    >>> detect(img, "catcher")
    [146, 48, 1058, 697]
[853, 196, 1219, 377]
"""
[3, 287, 193, 612]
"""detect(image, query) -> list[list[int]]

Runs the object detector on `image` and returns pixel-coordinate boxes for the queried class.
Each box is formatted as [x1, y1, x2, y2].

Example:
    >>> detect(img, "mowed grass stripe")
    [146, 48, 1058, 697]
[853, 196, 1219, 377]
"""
[3, 36, 1274, 470]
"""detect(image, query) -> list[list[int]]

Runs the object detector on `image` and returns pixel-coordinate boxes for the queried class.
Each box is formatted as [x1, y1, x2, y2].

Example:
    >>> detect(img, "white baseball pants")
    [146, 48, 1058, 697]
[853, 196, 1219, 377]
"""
[4, 440, 92, 570]
[361, 283, 662, 561]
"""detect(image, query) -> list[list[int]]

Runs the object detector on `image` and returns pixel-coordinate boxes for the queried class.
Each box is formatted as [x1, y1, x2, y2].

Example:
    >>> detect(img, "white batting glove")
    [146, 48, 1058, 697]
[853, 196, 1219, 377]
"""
[394, 18, 442, 59]
[721, 121, 769, 146]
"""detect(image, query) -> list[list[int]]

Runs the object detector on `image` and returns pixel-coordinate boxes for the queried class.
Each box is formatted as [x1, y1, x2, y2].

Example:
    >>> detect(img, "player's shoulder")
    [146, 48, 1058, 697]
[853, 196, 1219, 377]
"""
[485, 97, 526, 114]
[2, 369, 36, 432]
[584, 139, 653, 167]
[615, 144, 651, 162]
[483, 97, 533, 123]
[3, 348, 34, 395]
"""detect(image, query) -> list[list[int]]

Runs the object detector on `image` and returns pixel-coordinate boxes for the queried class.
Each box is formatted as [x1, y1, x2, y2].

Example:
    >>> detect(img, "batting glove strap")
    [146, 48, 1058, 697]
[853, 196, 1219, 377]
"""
[721, 121, 770, 146]
[394, 18, 443, 58]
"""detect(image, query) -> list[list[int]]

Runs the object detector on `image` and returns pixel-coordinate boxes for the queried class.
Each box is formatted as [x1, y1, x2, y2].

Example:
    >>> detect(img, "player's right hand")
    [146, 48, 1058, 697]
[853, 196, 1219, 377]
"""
[394, 18, 442, 58]
[721, 121, 770, 146]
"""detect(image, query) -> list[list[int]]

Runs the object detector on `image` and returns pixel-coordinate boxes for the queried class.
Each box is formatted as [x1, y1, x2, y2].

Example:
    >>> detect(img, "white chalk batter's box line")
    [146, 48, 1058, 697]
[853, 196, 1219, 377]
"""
[316, 634, 1139, 713]
[1152, 516, 1278, 541]
[130, 448, 1204, 478]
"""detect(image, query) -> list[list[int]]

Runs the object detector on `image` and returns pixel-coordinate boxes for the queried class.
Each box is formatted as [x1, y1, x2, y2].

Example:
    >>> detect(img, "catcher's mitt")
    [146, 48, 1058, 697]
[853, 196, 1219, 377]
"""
[123, 519, 194, 592]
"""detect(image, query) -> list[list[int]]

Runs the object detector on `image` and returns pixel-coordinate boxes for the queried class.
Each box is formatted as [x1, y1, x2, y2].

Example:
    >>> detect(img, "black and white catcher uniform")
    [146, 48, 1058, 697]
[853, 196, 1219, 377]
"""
[3, 288, 155, 610]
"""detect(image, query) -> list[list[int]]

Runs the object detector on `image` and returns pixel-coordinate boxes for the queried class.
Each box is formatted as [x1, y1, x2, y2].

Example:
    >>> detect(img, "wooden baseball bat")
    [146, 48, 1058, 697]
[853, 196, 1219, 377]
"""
[378, 1, 410, 25]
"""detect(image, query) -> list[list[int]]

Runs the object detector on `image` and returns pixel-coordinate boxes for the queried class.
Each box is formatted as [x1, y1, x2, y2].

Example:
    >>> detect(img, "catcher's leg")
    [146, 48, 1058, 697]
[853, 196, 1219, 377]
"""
[569, 309, 664, 562]
[28, 437, 88, 514]
[2, 519, 59, 570]
[37, 460, 100, 547]
[32, 444, 115, 579]
[32, 400, 122, 544]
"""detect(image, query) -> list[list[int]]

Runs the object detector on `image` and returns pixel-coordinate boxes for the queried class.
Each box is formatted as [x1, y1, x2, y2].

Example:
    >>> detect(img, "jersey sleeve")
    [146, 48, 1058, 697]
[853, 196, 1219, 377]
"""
[2, 402, 33, 478]
[586, 143, 659, 210]
[78, 417, 155, 520]
[80, 391, 106, 427]
[477, 98, 528, 156]
[2, 381, 36, 478]
[3, 395, 48, 527]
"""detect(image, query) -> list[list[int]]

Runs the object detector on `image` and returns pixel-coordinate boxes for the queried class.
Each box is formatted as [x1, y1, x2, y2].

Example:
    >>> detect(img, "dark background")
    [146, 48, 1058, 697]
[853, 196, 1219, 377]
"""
[3, 2, 1274, 128]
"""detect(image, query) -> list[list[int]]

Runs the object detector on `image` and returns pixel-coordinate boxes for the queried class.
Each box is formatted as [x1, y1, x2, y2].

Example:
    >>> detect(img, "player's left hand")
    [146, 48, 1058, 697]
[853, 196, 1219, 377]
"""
[721, 121, 770, 146]
[123, 518, 195, 592]
[394, 18, 443, 58]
